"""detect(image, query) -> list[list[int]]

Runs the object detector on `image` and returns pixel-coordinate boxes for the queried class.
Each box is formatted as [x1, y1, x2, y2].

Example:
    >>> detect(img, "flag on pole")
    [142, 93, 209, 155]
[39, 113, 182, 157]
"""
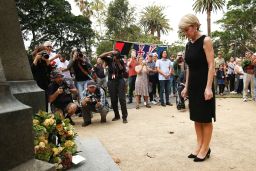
[114, 41, 132, 56]
[133, 44, 150, 59]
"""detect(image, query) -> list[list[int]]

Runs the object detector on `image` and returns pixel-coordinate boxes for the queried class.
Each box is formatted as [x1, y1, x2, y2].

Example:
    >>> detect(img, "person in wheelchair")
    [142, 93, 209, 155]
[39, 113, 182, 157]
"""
[48, 70, 78, 125]
[81, 80, 108, 127]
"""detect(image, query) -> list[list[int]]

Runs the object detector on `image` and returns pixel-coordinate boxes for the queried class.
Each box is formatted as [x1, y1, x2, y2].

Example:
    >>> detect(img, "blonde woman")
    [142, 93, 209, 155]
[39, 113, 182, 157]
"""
[179, 14, 215, 162]
[135, 56, 151, 109]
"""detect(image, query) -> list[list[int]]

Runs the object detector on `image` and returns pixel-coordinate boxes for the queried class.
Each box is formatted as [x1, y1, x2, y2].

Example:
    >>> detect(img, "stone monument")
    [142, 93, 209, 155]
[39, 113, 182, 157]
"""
[0, 0, 54, 170]
[0, 0, 45, 113]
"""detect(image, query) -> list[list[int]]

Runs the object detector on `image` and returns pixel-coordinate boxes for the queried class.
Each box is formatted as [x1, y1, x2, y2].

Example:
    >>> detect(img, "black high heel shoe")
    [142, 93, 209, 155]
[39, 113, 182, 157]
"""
[194, 148, 211, 162]
[188, 153, 197, 158]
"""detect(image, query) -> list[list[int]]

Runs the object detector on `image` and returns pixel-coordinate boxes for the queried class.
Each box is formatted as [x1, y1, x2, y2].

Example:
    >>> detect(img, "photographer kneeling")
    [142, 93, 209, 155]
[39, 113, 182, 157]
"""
[81, 80, 108, 127]
[48, 70, 78, 125]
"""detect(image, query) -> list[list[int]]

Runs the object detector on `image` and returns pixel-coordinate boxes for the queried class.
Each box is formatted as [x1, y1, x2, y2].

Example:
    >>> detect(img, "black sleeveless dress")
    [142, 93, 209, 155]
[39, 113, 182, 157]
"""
[185, 35, 216, 123]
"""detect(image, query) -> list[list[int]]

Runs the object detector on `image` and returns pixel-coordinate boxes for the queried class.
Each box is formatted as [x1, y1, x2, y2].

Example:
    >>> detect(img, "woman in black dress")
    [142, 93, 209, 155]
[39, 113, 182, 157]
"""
[179, 14, 216, 162]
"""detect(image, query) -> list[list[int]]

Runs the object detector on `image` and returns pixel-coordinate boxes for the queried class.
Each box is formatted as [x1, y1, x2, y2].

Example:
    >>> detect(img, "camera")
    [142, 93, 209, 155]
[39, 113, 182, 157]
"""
[59, 84, 71, 95]
[39, 50, 49, 59]
[87, 94, 97, 104]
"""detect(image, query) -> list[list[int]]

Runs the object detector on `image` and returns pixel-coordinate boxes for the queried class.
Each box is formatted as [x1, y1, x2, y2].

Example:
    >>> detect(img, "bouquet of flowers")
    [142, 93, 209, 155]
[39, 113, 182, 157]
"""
[33, 110, 78, 170]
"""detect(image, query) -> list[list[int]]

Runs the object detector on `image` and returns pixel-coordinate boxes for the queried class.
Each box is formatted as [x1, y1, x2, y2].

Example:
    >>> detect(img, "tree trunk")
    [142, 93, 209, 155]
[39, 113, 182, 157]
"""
[207, 9, 211, 37]
[157, 29, 161, 40]
[150, 28, 154, 35]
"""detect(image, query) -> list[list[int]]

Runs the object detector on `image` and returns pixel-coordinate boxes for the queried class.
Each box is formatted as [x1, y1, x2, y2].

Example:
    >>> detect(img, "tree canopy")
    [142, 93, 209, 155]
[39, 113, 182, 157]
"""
[212, 0, 256, 59]
[16, 0, 95, 58]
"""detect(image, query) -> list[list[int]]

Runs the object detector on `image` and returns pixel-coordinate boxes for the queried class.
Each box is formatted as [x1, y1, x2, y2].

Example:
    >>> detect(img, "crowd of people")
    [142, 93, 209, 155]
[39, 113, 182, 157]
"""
[30, 38, 256, 128]
[214, 51, 256, 102]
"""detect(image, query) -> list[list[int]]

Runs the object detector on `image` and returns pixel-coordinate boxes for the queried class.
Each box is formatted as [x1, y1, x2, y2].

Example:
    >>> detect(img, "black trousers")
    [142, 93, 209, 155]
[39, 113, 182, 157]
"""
[108, 79, 128, 119]
[228, 74, 235, 92]
[128, 75, 136, 102]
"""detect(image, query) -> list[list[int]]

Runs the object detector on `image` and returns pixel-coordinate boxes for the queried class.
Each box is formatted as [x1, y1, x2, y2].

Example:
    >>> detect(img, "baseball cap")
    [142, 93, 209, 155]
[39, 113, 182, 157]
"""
[87, 80, 97, 87]
[50, 70, 63, 79]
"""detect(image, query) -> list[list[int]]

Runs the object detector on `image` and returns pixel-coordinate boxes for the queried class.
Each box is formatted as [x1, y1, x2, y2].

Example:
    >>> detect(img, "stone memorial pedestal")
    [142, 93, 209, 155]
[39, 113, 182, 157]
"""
[0, 0, 54, 170]
[0, 0, 45, 113]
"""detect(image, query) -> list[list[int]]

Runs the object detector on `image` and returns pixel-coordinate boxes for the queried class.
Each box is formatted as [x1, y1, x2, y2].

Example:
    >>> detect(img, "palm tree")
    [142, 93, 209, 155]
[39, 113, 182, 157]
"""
[140, 5, 172, 40]
[193, 0, 225, 37]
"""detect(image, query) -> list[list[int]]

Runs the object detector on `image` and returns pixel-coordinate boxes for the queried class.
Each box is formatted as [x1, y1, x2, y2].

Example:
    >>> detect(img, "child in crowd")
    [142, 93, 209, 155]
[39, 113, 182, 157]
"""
[217, 64, 225, 95]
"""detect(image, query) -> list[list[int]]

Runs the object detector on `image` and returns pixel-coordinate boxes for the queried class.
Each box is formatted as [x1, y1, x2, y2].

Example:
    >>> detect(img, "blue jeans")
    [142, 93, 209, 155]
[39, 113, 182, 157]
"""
[159, 80, 170, 104]
[76, 80, 89, 100]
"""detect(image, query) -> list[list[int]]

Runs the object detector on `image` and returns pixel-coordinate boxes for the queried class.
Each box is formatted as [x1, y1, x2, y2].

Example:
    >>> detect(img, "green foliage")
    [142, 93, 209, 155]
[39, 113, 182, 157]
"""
[193, 0, 225, 13]
[168, 42, 185, 56]
[16, 0, 95, 57]
[105, 0, 135, 38]
[212, 0, 256, 57]
[140, 5, 172, 39]
[96, 40, 114, 56]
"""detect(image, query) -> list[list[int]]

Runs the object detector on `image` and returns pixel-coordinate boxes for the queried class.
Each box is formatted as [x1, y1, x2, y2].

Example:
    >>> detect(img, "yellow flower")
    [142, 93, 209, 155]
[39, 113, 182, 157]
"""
[43, 118, 55, 127]
[52, 147, 59, 156]
[49, 118, 55, 125]
[67, 130, 74, 137]
[39, 142, 45, 148]
[33, 119, 39, 125]
[58, 147, 63, 153]
[64, 140, 75, 148]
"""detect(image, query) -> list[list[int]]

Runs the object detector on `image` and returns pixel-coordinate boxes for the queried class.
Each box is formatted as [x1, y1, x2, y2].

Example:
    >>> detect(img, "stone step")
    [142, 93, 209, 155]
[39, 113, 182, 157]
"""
[70, 137, 120, 171]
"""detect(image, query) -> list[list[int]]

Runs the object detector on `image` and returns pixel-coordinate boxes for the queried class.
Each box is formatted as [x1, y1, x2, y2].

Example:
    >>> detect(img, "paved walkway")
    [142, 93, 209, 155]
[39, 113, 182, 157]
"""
[73, 98, 256, 171]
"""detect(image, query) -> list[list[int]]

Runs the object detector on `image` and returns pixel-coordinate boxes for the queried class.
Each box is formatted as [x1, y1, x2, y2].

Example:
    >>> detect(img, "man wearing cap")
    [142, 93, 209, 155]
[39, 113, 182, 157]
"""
[147, 53, 157, 104]
[48, 70, 78, 125]
[81, 80, 108, 126]
[99, 50, 128, 123]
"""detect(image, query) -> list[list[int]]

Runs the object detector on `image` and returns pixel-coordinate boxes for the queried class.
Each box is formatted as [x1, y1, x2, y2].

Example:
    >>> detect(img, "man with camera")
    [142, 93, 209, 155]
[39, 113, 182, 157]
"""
[81, 80, 108, 127]
[31, 46, 54, 111]
[99, 49, 128, 123]
[48, 70, 78, 125]
[68, 49, 92, 102]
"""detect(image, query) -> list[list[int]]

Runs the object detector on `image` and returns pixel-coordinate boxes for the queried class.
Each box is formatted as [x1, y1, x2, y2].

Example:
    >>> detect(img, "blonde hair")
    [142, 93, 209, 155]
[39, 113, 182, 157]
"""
[178, 14, 201, 31]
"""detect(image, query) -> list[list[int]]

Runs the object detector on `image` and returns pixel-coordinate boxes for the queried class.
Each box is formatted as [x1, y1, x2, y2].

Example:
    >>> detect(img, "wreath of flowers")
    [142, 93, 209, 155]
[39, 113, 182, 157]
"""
[33, 111, 78, 170]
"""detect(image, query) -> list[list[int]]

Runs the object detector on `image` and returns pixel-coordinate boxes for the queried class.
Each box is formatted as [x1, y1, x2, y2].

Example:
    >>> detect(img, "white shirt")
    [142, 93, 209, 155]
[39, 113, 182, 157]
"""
[156, 58, 172, 80]
[56, 60, 72, 78]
